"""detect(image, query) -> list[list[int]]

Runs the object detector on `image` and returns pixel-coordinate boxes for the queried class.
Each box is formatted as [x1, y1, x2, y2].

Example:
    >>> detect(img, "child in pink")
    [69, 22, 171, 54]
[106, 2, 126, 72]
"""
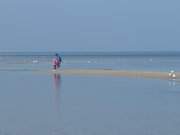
[52, 58, 58, 70]
[52, 53, 62, 70]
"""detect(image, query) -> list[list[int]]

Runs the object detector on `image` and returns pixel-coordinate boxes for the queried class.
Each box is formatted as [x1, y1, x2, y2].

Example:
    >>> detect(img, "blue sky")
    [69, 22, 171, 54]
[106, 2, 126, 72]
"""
[0, 0, 179, 52]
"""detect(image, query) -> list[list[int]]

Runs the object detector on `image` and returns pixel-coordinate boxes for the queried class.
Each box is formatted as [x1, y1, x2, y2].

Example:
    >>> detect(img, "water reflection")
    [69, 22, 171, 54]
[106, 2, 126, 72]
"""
[53, 74, 61, 90]
[168, 80, 176, 87]
[52, 73, 62, 117]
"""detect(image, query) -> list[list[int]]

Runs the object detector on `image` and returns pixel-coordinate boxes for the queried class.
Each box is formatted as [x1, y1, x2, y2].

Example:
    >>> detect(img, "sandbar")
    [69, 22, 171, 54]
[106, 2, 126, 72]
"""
[48, 69, 180, 80]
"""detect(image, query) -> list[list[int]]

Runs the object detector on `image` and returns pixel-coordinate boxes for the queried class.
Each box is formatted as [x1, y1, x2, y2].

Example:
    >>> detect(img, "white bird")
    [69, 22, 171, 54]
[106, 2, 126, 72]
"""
[168, 70, 176, 79]
[172, 73, 176, 78]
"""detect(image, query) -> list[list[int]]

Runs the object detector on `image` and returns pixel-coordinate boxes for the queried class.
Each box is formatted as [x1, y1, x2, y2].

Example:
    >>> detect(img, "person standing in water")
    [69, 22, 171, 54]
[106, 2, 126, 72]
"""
[55, 53, 62, 68]
[52, 53, 62, 70]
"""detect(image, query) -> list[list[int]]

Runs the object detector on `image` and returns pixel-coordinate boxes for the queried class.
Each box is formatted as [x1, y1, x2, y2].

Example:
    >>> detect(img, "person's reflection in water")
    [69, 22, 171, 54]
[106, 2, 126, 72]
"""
[53, 73, 61, 89]
[52, 74, 66, 134]
[53, 73, 62, 117]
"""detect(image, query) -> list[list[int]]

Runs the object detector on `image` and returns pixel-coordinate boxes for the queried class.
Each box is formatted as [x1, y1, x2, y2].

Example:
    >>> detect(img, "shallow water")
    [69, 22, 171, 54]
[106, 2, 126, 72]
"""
[1, 53, 180, 71]
[0, 53, 180, 135]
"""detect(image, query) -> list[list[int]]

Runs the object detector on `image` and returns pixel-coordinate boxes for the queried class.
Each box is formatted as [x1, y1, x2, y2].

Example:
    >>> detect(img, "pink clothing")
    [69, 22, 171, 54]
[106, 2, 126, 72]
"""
[52, 58, 61, 69]
[52, 58, 57, 65]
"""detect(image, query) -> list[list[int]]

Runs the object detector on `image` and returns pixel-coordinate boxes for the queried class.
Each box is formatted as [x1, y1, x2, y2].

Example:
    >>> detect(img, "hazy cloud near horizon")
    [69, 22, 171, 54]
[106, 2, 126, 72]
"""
[0, 0, 179, 51]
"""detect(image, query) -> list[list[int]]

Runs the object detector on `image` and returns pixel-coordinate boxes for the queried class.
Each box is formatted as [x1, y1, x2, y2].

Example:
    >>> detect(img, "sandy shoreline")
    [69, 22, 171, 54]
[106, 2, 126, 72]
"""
[48, 69, 180, 80]
[0, 68, 179, 80]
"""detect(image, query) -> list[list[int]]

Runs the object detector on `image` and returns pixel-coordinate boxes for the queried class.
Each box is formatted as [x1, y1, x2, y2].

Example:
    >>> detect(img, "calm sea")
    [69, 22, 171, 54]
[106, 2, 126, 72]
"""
[0, 52, 180, 135]
[0, 52, 180, 71]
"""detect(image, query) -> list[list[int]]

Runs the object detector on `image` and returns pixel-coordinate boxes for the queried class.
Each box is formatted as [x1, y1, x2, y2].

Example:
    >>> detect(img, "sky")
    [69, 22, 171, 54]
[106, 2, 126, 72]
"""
[0, 0, 179, 52]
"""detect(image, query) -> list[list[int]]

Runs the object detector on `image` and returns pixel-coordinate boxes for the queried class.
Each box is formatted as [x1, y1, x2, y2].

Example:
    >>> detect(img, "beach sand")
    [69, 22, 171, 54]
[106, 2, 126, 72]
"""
[47, 69, 180, 80]
[0, 68, 179, 80]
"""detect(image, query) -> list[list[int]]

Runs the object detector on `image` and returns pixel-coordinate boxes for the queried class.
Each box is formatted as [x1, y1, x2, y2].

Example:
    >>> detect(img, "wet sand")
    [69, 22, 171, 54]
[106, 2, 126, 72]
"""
[0, 68, 179, 80]
[47, 69, 180, 80]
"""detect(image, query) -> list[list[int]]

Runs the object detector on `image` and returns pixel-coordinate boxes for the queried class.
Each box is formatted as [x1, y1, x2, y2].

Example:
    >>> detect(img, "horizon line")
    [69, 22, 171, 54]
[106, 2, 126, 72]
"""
[0, 51, 180, 56]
